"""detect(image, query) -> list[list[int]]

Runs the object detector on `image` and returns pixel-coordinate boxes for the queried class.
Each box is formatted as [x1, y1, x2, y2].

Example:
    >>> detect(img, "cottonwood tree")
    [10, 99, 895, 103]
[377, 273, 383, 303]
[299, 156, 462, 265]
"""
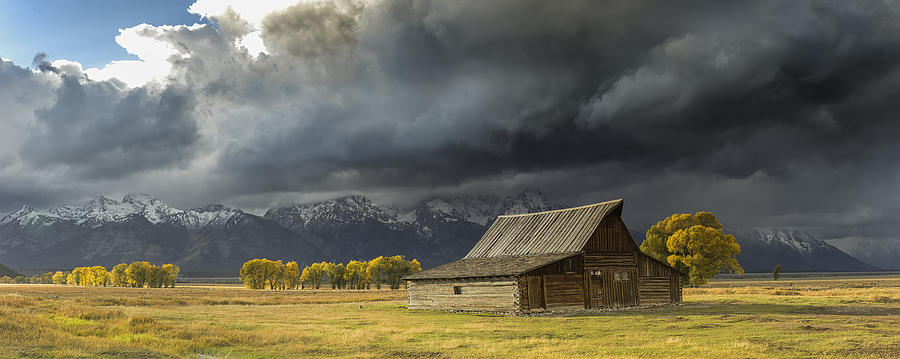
[111, 264, 129, 287]
[52, 271, 66, 285]
[284, 262, 301, 290]
[773, 264, 782, 281]
[640, 212, 742, 285]
[126, 262, 152, 287]
[90, 266, 110, 286]
[240, 259, 288, 290]
[366, 257, 385, 289]
[324, 262, 347, 289]
[161, 264, 180, 288]
[344, 260, 369, 290]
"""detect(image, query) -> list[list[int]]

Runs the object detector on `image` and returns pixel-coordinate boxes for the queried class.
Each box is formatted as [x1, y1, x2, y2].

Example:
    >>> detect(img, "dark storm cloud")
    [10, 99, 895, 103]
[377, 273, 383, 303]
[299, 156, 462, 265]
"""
[19, 74, 200, 178]
[1, 0, 899, 247]
[212, 0, 900, 191]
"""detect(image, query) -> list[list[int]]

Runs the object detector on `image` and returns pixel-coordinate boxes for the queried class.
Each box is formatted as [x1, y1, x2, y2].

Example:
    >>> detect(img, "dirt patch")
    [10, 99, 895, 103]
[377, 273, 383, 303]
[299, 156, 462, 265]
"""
[798, 325, 830, 332]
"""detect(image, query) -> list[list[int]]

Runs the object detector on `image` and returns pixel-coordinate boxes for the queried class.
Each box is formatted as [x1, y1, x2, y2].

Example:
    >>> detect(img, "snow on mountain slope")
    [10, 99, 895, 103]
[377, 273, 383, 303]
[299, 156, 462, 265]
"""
[264, 195, 398, 231]
[45, 194, 183, 227]
[728, 228, 878, 272]
[1, 205, 60, 226]
[170, 204, 244, 230]
[753, 229, 831, 255]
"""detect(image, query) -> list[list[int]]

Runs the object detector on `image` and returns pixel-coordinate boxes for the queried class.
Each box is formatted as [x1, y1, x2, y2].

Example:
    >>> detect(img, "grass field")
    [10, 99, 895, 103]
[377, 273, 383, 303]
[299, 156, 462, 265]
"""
[1, 275, 899, 358]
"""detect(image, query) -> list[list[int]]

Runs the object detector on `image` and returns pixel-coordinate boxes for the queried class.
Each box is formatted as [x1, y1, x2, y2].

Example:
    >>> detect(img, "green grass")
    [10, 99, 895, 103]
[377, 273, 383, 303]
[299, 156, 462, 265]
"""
[1, 275, 899, 358]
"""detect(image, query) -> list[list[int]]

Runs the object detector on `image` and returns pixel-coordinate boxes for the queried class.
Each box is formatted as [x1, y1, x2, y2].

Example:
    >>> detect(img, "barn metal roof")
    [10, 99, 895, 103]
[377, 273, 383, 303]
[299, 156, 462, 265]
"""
[403, 252, 580, 280]
[463, 199, 623, 259]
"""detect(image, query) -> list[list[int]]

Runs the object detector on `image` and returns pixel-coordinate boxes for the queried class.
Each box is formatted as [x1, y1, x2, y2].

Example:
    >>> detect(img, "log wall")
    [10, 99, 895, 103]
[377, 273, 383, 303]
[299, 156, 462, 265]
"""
[637, 277, 672, 305]
[407, 277, 519, 312]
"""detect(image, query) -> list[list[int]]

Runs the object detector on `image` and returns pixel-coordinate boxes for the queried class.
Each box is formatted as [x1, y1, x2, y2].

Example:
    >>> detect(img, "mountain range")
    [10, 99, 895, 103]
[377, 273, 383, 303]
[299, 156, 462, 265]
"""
[0, 190, 882, 275]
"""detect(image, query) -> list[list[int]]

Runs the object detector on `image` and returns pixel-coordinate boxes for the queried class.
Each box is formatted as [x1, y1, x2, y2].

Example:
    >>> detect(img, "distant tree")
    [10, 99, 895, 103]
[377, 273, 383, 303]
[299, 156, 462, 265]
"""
[381, 256, 422, 290]
[305, 262, 327, 289]
[67, 268, 83, 286]
[344, 260, 368, 290]
[324, 262, 346, 289]
[161, 264, 180, 288]
[126, 262, 152, 288]
[148, 264, 166, 288]
[51, 271, 66, 285]
[265, 260, 285, 290]
[240, 259, 265, 289]
[90, 266, 110, 287]
[367, 256, 385, 289]
[300, 267, 310, 289]
[0, 275, 11, 284]
[641, 212, 743, 285]
[110, 263, 129, 287]
[37, 272, 53, 284]
[284, 262, 300, 290]
[14, 275, 27, 284]
[773, 264, 782, 281]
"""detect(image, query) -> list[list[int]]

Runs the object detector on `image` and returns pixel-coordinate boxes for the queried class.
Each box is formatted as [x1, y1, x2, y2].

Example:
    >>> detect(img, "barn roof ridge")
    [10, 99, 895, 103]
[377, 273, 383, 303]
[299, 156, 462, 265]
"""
[497, 199, 623, 218]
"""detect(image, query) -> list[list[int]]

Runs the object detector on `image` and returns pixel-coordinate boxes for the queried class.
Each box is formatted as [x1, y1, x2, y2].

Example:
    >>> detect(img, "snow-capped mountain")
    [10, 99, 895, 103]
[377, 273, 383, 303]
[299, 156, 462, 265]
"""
[727, 228, 877, 272]
[264, 195, 399, 231]
[0, 194, 321, 274]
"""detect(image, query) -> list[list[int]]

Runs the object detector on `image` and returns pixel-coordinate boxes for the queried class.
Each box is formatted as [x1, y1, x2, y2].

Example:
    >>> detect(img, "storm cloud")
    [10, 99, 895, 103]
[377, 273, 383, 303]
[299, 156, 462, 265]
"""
[1, 0, 899, 249]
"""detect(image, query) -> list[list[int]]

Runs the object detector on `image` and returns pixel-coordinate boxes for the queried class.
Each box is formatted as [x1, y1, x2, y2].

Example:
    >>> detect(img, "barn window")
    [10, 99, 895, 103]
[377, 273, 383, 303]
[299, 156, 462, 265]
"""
[453, 286, 462, 294]
[614, 271, 630, 281]
[614, 272, 620, 280]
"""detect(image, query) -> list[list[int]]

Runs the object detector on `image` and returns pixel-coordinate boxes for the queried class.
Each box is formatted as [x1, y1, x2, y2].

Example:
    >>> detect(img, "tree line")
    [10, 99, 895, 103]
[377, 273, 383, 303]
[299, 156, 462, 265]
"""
[240, 256, 421, 290]
[0, 262, 179, 288]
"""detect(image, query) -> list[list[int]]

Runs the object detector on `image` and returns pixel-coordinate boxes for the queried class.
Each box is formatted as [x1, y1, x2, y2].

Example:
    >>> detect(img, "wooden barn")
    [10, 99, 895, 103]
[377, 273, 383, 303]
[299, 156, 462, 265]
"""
[404, 199, 683, 313]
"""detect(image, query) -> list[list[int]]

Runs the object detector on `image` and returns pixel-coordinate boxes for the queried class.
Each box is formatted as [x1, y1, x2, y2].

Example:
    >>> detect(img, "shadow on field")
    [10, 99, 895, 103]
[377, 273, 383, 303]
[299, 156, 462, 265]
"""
[554, 302, 900, 318]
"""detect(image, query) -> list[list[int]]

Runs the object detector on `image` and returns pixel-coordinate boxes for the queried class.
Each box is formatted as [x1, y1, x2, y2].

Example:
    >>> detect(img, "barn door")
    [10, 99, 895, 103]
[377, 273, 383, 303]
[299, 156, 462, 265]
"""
[589, 269, 604, 308]
[604, 269, 639, 307]
[527, 275, 544, 309]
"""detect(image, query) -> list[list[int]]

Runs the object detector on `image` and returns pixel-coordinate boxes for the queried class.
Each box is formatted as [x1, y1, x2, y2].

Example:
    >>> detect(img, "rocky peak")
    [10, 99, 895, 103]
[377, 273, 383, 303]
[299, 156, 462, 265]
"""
[192, 204, 242, 213]
[264, 194, 396, 230]
[122, 193, 157, 206]
[0, 205, 35, 225]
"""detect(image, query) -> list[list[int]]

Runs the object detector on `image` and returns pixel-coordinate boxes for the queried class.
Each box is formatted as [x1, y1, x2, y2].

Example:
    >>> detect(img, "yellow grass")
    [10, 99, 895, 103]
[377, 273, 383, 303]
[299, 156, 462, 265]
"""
[1, 275, 899, 358]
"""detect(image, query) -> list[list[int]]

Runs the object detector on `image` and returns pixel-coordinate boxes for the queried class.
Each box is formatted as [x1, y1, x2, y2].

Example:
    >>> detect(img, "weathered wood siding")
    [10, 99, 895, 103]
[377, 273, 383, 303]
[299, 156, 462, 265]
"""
[637, 277, 673, 305]
[585, 254, 635, 268]
[584, 213, 635, 254]
[636, 252, 677, 278]
[407, 277, 519, 312]
[635, 251, 683, 304]
[543, 274, 585, 308]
